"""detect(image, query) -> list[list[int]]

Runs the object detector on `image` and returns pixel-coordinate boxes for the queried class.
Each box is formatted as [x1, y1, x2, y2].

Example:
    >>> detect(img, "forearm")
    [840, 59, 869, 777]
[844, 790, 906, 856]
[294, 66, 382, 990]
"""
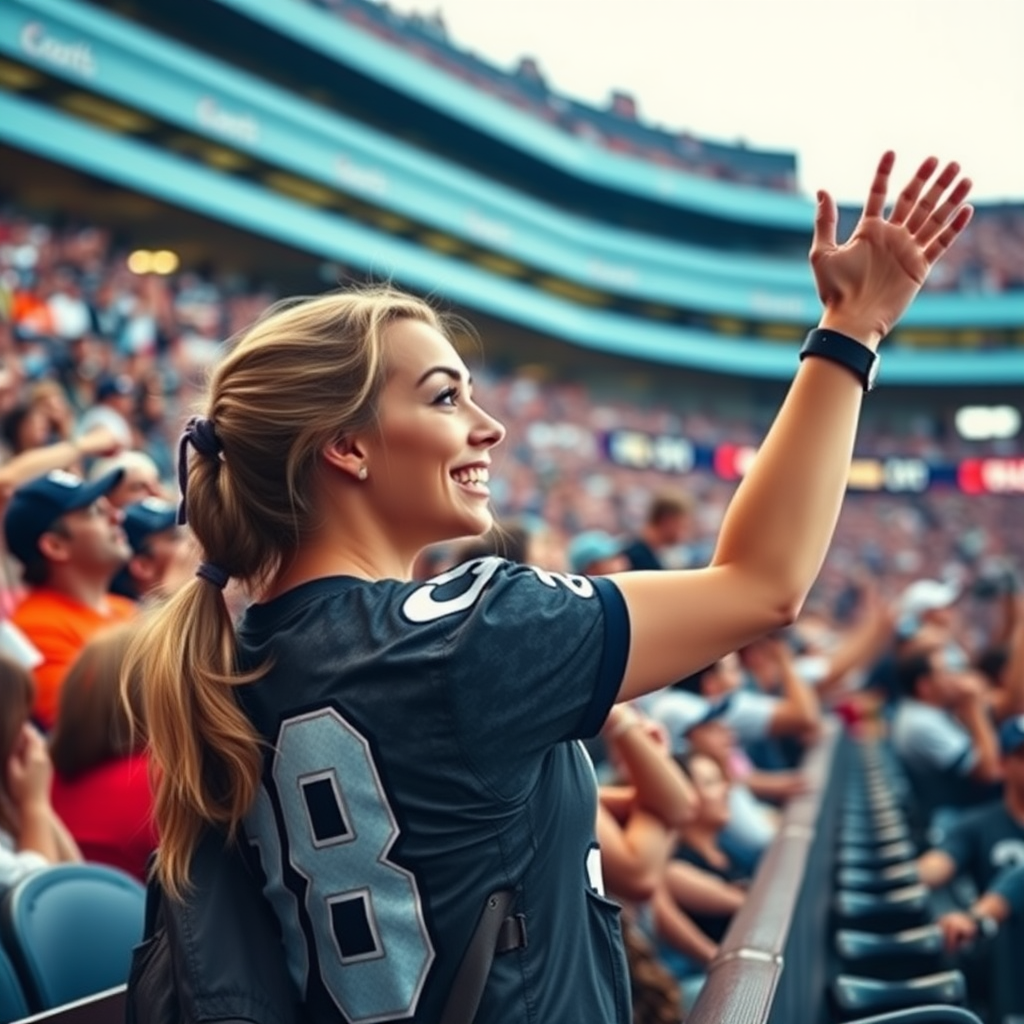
[780, 662, 821, 730]
[665, 860, 745, 916]
[959, 701, 1002, 781]
[609, 725, 697, 827]
[651, 883, 719, 966]
[746, 770, 803, 802]
[48, 809, 82, 863]
[0, 440, 82, 489]
[711, 337, 868, 609]
[972, 890, 1011, 924]
[16, 802, 60, 862]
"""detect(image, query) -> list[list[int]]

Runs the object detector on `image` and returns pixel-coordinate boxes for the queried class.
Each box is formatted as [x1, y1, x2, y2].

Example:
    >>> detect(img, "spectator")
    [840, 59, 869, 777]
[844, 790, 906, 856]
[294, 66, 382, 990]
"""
[89, 451, 164, 509]
[917, 715, 1024, 894]
[76, 373, 136, 450]
[3, 470, 136, 729]
[0, 656, 81, 889]
[621, 490, 693, 570]
[938, 862, 1024, 953]
[109, 497, 184, 603]
[49, 624, 156, 881]
[569, 530, 629, 575]
[890, 645, 1003, 823]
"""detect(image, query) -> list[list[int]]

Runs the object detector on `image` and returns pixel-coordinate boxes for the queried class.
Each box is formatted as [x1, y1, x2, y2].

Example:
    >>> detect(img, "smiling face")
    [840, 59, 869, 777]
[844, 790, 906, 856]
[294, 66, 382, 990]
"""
[357, 318, 506, 552]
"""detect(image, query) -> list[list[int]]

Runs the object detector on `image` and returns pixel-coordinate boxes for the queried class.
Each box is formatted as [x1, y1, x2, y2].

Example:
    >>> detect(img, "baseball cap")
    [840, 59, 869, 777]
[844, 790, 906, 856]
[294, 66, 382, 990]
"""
[999, 714, 1024, 757]
[95, 374, 135, 402]
[3, 468, 124, 566]
[644, 690, 733, 754]
[900, 579, 960, 620]
[568, 530, 621, 574]
[122, 497, 178, 555]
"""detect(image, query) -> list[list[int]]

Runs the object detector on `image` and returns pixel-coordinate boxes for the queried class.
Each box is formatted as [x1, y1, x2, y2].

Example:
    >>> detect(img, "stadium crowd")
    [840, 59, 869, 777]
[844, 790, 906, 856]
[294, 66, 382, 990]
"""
[0, 198, 1021, 1022]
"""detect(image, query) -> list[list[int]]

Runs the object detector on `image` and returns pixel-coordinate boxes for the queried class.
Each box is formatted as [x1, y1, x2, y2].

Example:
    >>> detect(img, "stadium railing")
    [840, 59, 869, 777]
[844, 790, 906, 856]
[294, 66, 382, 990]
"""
[688, 716, 850, 1024]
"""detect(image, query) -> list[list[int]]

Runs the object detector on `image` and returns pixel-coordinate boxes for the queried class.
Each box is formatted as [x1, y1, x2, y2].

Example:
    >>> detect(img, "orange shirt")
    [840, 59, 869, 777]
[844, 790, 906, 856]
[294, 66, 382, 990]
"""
[11, 588, 137, 730]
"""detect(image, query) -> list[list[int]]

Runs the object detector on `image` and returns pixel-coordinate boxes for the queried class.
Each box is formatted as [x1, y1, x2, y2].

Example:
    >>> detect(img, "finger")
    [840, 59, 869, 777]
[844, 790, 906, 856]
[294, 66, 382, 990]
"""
[915, 176, 973, 247]
[811, 190, 837, 252]
[888, 155, 940, 224]
[924, 204, 974, 264]
[904, 161, 960, 233]
[863, 151, 897, 219]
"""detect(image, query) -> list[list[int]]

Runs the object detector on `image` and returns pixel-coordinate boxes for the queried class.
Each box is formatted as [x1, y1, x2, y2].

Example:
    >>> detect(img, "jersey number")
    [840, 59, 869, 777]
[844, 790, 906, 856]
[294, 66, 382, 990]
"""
[248, 708, 435, 1023]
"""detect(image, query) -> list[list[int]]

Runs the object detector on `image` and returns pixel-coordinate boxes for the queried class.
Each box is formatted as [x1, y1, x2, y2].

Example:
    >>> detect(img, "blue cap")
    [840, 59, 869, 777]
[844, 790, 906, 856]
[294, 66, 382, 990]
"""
[95, 374, 135, 402]
[568, 530, 621, 574]
[643, 690, 734, 753]
[3, 468, 124, 565]
[999, 714, 1024, 757]
[122, 497, 178, 555]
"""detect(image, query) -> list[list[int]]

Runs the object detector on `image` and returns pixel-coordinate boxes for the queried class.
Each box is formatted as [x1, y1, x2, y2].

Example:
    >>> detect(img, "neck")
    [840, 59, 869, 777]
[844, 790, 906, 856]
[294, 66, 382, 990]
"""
[43, 570, 116, 613]
[1006, 785, 1024, 824]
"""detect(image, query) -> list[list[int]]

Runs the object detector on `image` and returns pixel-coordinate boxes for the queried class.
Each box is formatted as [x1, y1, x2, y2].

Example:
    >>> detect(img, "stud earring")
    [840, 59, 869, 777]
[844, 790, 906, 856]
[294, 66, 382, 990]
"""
[358, 465, 368, 480]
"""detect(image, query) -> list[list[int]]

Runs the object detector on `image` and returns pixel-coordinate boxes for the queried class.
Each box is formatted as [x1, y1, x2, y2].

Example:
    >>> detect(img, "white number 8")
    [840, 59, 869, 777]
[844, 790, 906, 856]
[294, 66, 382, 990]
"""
[247, 708, 435, 1022]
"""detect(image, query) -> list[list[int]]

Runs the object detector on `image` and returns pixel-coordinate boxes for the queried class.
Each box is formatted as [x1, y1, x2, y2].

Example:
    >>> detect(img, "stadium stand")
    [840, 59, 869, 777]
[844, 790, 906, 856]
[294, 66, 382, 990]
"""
[0, 0, 1021, 1022]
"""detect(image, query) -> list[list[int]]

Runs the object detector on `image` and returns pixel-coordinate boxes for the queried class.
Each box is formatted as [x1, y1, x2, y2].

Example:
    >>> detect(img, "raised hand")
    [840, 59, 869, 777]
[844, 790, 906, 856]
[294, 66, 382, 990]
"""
[810, 152, 973, 345]
[6, 723, 53, 808]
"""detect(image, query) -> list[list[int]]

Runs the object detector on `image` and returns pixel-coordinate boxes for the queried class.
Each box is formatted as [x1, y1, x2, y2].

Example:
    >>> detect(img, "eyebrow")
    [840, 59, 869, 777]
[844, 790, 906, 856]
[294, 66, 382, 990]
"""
[415, 366, 472, 387]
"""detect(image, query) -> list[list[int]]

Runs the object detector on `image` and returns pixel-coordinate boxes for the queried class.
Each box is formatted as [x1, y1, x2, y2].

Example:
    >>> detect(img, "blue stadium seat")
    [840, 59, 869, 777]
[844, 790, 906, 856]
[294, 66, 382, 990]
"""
[843, 1006, 983, 1024]
[832, 971, 967, 1019]
[0, 942, 28, 1024]
[0, 864, 145, 1012]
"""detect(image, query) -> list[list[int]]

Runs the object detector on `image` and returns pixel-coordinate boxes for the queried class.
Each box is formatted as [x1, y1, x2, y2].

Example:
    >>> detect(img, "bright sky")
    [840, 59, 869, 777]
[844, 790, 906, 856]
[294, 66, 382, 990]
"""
[390, 0, 1023, 204]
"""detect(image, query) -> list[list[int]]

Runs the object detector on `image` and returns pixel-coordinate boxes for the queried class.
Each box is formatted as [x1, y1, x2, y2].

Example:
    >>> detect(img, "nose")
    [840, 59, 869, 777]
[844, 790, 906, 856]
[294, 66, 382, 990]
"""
[470, 403, 505, 450]
[98, 497, 123, 523]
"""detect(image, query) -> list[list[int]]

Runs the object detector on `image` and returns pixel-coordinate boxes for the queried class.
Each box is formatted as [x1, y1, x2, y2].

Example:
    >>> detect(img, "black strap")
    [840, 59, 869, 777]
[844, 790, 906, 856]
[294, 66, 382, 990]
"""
[439, 889, 526, 1024]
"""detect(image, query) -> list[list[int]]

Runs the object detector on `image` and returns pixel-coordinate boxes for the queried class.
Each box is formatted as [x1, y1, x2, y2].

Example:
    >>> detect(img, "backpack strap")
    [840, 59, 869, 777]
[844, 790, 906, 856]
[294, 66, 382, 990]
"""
[439, 889, 526, 1024]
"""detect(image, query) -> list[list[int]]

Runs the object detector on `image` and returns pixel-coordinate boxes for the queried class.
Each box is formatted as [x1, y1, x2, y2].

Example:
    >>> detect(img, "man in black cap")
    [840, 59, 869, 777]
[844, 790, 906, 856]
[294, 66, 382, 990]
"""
[4, 469, 135, 729]
[111, 496, 186, 602]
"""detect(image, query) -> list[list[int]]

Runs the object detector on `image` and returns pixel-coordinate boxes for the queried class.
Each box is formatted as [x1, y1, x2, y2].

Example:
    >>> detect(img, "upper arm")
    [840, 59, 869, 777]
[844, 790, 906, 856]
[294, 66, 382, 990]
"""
[609, 566, 795, 703]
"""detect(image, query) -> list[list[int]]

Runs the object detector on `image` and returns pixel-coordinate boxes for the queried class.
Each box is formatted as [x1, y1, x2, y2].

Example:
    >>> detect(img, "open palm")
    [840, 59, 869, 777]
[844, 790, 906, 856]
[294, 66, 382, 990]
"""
[810, 153, 973, 343]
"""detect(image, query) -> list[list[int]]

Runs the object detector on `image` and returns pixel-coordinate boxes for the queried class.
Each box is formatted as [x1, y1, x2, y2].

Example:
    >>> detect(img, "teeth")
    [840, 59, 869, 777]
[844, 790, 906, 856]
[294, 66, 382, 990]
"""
[452, 467, 489, 485]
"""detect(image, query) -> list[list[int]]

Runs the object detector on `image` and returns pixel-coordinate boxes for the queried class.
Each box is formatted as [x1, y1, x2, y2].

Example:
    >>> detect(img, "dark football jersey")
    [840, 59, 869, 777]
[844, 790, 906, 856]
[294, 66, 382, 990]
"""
[235, 557, 632, 1024]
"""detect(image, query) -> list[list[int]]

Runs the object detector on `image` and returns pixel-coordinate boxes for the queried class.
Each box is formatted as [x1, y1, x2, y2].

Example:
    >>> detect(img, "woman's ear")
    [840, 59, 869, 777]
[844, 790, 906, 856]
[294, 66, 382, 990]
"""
[322, 436, 368, 481]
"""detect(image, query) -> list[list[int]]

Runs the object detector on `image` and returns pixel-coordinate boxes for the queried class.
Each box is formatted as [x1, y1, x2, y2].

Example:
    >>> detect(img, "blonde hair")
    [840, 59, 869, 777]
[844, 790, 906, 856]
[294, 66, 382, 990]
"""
[0, 657, 34, 836]
[50, 624, 145, 780]
[123, 287, 444, 897]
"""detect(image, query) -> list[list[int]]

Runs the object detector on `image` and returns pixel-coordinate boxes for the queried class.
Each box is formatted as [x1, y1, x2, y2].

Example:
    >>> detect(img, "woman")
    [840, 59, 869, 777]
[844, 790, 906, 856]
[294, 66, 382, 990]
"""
[49, 624, 156, 881]
[125, 154, 972, 1022]
[0, 656, 80, 890]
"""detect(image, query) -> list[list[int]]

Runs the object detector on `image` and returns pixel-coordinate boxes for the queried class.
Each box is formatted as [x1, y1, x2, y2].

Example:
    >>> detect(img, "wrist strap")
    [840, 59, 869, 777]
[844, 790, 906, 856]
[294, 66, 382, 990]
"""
[800, 328, 879, 392]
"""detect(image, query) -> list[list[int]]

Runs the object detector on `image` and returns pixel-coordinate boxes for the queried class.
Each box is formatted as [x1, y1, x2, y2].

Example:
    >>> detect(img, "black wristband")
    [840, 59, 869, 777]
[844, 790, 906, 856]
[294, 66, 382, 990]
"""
[799, 329, 880, 392]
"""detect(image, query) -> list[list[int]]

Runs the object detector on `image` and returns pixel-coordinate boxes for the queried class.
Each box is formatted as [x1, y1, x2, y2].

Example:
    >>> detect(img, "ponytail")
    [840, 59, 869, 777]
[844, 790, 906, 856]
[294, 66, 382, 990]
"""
[126, 578, 263, 897]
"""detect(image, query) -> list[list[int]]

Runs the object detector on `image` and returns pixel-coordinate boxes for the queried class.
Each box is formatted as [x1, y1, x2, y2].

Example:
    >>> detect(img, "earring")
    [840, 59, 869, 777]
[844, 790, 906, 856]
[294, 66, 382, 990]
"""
[358, 465, 368, 480]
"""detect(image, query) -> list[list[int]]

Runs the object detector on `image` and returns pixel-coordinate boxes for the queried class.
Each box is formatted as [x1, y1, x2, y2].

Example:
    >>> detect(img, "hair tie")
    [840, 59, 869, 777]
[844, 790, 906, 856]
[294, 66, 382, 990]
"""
[177, 416, 223, 525]
[196, 562, 230, 590]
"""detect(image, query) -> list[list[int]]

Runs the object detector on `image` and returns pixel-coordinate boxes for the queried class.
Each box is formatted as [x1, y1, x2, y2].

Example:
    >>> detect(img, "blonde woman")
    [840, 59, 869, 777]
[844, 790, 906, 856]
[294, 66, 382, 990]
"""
[125, 154, 972, 1022]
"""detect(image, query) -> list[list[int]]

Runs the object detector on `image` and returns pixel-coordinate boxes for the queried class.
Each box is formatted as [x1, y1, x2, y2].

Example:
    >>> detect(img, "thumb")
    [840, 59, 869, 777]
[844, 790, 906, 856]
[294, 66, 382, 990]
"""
[811, 189, 837, 254]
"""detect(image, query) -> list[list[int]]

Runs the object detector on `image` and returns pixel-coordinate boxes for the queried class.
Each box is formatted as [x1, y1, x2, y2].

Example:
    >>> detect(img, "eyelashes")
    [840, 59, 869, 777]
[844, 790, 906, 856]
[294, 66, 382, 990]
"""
[432, 386, 459, 407]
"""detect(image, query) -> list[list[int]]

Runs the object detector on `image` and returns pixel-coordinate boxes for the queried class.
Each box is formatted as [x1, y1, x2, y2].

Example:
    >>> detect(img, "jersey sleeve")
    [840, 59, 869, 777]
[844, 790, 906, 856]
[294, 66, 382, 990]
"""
[405, 558, 629, 759]
[990, 863, 1024, 917]
[937, 811, 977, 872]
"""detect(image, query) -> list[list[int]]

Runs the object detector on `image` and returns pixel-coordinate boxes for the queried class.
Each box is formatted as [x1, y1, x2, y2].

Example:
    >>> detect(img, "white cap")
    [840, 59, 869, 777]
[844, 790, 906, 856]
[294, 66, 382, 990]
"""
[899, 579, 960, 620]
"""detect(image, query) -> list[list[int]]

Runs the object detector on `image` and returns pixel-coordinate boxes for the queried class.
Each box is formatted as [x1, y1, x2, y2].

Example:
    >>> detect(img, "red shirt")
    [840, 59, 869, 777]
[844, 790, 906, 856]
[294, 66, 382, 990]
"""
[50, 753, 156, 881]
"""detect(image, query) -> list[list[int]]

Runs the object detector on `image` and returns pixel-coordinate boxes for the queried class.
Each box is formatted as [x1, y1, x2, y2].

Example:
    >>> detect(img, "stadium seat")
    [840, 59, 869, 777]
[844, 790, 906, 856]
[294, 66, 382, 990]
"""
[836, 925, 945, 980]
[842, 1004, 983, 1024]
[834, 885, 930, 931]
[839, 824, 912, 846]
[0, 864, 145, 1012]
[837, 863, 920, 893]
[832, 971, 967, 1019]
[0, 942, 28, 1024]
[838, 841, 917, 868]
